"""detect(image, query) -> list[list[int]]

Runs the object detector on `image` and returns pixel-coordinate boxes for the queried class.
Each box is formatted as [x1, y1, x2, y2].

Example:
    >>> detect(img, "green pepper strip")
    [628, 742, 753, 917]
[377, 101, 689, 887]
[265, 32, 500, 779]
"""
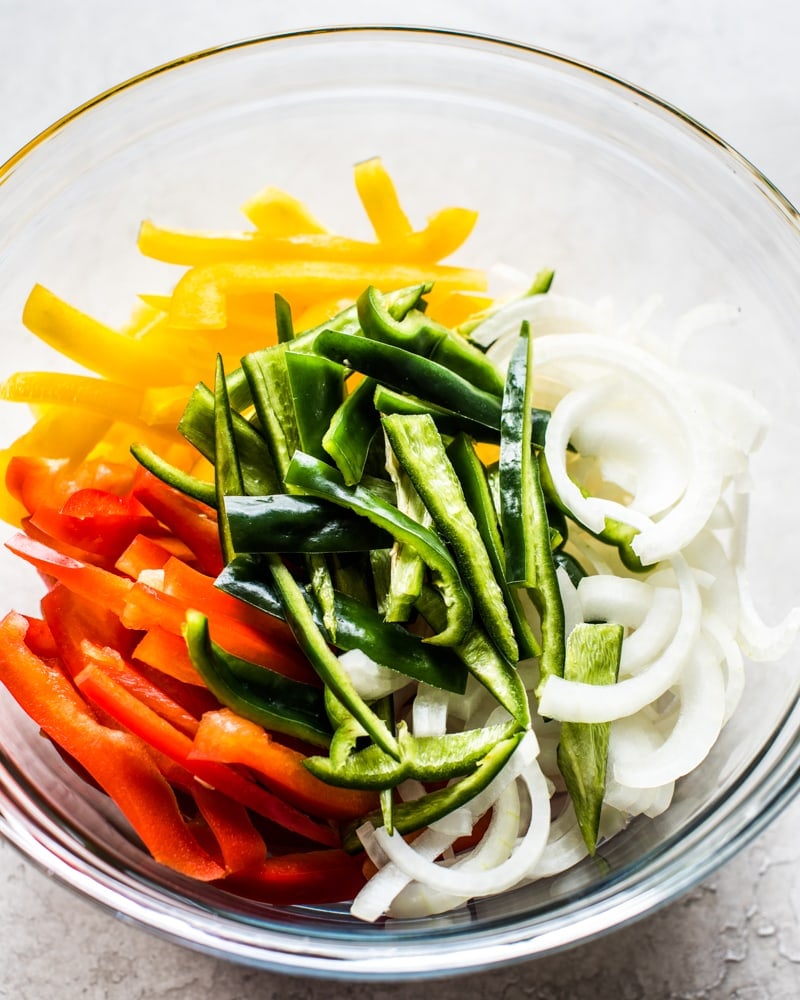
[241, 349, 298, 480]
[383, 435, 430, 623]
[497, 325, 566, 690]
[183, 610, 332, 748]
[178, 382, 279, 496]
[373, 383, 555, 447]
[556, 622, 623, 854]
[274, 292, 294, 344]
[305, 719, 518, 790]
[322, 376, 380, 485]
[267, 554, 401, 760]
[415, 585, 530, 728]
[217, 554, 467, 695]
[341, 730, 524, 852]
[284, 352, 345, 462]
[357, 285, 505, 396]
[373, 695, 396, 833]
[447, 433, 541, 660]
[130, 442, 217, 507]
[312, 329, 503, 431]
[459, 267, 555, 337]
[383, 413, 518, 664]
[553, 550, 588, 588]
[500, 323, 538, 586]
[213, 355, 246, 563]
[224, 494, 393, 553]
[284, 452, 473, 648]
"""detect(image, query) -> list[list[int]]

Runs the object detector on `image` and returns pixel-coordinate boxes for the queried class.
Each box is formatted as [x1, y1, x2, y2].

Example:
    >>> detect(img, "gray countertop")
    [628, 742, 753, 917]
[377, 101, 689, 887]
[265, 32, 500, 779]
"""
[2, 2, 800, 996]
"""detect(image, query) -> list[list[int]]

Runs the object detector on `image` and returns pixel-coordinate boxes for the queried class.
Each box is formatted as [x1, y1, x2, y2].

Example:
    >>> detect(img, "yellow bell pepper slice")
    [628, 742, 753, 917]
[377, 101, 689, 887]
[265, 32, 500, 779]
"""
[425, 291, 495, 328]
[168, 260, 488, 330]
[137, 204, 478, 270]
[1, 372, 144, 423]
[354, 157, 413, 243]
[22, 285, 200, 387]
[241, 185, 328, 235]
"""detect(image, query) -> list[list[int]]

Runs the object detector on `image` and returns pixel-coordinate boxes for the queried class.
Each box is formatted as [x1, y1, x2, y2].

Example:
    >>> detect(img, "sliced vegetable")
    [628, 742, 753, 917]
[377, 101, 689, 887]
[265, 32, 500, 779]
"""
[556, 623, 624, 854]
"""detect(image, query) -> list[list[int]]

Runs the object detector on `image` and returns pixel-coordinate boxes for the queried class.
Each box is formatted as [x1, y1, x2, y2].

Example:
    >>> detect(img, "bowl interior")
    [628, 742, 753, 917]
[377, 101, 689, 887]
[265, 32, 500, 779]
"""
[1, 28, 799, 976]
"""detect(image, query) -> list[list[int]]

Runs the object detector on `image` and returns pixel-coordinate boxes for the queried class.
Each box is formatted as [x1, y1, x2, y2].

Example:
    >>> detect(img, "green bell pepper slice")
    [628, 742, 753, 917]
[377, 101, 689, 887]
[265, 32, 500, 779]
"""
[284, 452, 473, 648]
[383, 413, 518, 664]
[183, 609, 332, 748]
[556, 622, 623, 854]
[304, 719, 519, 790]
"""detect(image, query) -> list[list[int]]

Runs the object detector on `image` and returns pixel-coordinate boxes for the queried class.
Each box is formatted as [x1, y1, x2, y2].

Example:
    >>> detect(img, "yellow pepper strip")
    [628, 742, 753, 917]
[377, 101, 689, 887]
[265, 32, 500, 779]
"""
[22, 285, 203, 387]
[168, 260, 488, 330]
[87, 417, 196, 469]
[425, 291, 495, 328]
[354, 158, 414, 242]
[137, 205, 478, 269]
[240, 185, 328, 235]
[1, 372, 144, 424]
[139, 385, 202, 426]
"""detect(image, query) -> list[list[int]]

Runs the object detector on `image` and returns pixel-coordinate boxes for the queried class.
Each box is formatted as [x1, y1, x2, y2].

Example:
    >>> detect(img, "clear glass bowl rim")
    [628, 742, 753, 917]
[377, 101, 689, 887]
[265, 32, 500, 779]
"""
[1, 23, 800, 981]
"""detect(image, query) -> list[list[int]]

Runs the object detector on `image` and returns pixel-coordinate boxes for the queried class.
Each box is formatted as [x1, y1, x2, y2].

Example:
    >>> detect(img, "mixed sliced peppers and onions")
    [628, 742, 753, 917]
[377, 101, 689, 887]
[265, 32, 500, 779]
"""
[0, 158, 797, 919]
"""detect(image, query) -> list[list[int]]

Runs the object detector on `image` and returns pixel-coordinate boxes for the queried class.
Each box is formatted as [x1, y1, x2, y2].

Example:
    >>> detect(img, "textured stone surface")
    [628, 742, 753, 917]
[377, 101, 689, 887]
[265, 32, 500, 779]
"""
[2, 2, 800, 996]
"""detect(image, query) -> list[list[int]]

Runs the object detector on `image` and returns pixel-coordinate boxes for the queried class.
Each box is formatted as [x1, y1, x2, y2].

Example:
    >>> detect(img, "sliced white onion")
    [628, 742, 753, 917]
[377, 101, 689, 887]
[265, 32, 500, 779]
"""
[538, 333, 723, 565]
[557, 566, 584, 638]
[618, 589, 681, 678]
[473, 293, 604, 351]
[538, 555, 700, 723]
[373, 757, 550, 898]
[577, 575, 654, 627]
[337, 648, 411, 701]
[411, 684, 449, 737]
[613, 637, 726, 788]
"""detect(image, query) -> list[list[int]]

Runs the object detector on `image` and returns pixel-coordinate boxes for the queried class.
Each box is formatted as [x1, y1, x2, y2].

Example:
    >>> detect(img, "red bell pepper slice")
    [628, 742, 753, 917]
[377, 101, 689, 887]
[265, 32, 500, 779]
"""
[115, 534, 183, 579]
[132, 471, 223, 576]
[122, 580, 318, 686]
[0, 611, 225, 881]
[132, 627, 205, 686]
[6, 533, 133, 616]
[28, 490, 160, 565]
[20, 615, 58, 659]
[75, 661, 339, 847]
[78, 641, 203, 737]
[189, 709, 377, 822]
[220, 850, 367, 905]
[191, 783, 268, 874]
[41, 583, 138, 676]
[7, 456, 134, 516]
[162, 555, 288, 637]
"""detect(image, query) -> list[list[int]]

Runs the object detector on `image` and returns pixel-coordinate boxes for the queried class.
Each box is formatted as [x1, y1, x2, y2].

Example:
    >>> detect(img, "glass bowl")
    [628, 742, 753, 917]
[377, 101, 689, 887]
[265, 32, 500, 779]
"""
[1, 26, 800, 980]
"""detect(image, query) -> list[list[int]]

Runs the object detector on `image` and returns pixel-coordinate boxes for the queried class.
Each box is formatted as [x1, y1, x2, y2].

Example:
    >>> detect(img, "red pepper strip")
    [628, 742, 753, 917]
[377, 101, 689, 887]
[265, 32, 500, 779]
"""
[0, 612, 225, 880]
[191, 783, 268, 874]
[75, 663, 339, 847]
[20, 615, 59, 659]
[122, 580, 319, 686]
[220, 850, 367, 905]
[132, 472, 223, 576]
[29, 502, 160, 565]
[116, 534, 183, 578]
[132, 627, 205, 686]
[79, 641, 202, 737]
[7, 533, 133, 616]
[41, 583, 138, 675]
[161, 556, 286, 636]
[190, 709, 377, 822]
[20, 514, 109, 566]
[7, 456, 134, 516]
